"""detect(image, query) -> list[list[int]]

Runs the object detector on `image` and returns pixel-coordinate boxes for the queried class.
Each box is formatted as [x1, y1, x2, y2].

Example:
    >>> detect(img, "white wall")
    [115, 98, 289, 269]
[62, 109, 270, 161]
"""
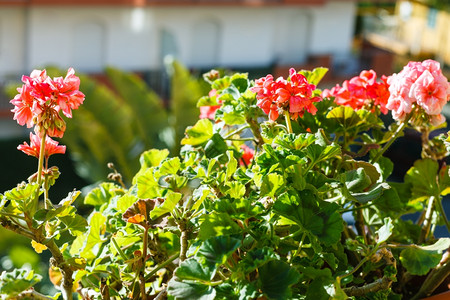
[0, 8, 26, 78]
[309, 1, 356, 65]
[0, 1, 357, 79]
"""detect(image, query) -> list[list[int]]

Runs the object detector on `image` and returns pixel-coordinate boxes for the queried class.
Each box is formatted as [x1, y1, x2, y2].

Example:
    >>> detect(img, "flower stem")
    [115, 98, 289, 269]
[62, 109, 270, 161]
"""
[435, 197, 450, 236]
[284, 111, 293, 134]
[224, 124, 250, 139]
[34, 132, 47, 213]
[144, 252, 180, 281]
[419, 196, 435, 244]
[370, 121, 407, 164]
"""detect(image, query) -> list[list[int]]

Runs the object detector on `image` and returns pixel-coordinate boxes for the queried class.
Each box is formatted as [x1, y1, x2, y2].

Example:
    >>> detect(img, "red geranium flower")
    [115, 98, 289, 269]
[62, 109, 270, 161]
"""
[18, 132, 66, 160]
[322, 69, 389, 114]
[251, 68, 321, 121]
[10, 68, 85, 138]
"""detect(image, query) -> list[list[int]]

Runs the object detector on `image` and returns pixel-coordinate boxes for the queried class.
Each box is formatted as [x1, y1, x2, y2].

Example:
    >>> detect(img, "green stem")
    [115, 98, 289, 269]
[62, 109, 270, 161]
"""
[224, 124, 250, 139]
[412, 256, 450, 299]
[144, 252, 180, 281]
[419, 196, 435, 244]
[435, 197, 450, 236]
[284, 111, 293, 134]
[339, 203, 375, 214]
[291, 232, 307, 262]
[370, 121, 407, 164]
[43, 173, 50, 209]
[111, 237, 129, 261]
[31, 132, 47, 214]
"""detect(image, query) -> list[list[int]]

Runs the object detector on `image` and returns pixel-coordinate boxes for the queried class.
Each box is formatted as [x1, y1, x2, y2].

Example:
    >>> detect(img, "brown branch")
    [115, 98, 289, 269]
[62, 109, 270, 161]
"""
[343, 276, 393, 297]
[344, 248, 396, 297]
[16, 288, 54, 300]
[245, 117, 263, 148]
[178, 221, 188, 264]
[47, 240, 74, 300]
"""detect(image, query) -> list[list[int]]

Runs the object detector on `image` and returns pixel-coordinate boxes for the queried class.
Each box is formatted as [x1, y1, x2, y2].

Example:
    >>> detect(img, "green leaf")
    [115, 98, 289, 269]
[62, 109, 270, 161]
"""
[204, 133, 228, 158]
[376, 217, 393, 245]
[116, 193, 139, 214]
[70, 212, 106, 260]
[405, 159, 439, 202]
[350, 183, 388, 204]
[84, 182, 121, 207]
[274, 190, 344, 246]
[400, 238, 450, 275]
[261, 173, 284, 197]
[181, 119, 214, 146]
[140, 148, 170, 169]
[150, 192, 182, 219]
[58, 214, 88, 236]
[304, 144, 341, 167]
[158, 157, 181, 176]
[299, 67, 328, 86]
[343, 168, 372, 193]
[230, 73, 249, 93]
[198, 213, 242, 240]
[197, 235, 241, 266]
[225, 181, 246, 199]
[326, 106, 361, 131]
[226, 150, 238, 180]
[400, 246, 442, 275]
[136, 167, 162, 199]
[223, 106, 246, 125]
[0, 268, 42, 297]
[175, 258, 215, 281]
[4, 183, 40, 215]
[167, 278, 216, 300]
[257, 260, 300, 300]
[238, 247, 279, 274]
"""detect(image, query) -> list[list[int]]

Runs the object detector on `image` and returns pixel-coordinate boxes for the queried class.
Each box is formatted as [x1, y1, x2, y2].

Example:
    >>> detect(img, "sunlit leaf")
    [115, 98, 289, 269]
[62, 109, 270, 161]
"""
[198, 213, 242, 240]
[181, 119, 214, 146]
[0, 268, 42, 297]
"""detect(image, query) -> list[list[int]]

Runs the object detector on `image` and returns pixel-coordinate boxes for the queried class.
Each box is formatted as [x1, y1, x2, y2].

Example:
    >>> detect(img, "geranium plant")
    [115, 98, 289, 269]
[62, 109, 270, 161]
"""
[1, 60, 450, 300]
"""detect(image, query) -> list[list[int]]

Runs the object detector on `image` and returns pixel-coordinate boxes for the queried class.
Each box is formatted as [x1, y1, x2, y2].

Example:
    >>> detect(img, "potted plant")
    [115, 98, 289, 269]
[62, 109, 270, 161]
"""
[0, 60, 449, 299]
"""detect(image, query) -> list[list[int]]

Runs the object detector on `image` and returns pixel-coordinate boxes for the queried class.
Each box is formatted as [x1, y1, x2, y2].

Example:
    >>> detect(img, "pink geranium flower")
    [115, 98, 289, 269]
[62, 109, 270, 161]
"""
[386, 59, 450, 125]
[18, 132, 66, 160]
[250, 68, 321, 121]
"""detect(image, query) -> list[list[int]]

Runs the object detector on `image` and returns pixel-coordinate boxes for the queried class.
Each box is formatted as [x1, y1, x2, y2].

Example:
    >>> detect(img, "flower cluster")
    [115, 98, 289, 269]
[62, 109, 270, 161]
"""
[322, 70, 390, 114]
[11, 68, 84, 160]
[386, 60, 450, 126]
[250, 68, 321, 121]
[10, 68, 85, 138]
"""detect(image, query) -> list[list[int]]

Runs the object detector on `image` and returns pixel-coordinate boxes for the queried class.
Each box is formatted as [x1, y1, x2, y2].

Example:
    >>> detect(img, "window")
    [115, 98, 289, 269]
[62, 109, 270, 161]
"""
[190, 19, 221, 68]
[72, 22, 105, 73]
[427, 8, 438, 29]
